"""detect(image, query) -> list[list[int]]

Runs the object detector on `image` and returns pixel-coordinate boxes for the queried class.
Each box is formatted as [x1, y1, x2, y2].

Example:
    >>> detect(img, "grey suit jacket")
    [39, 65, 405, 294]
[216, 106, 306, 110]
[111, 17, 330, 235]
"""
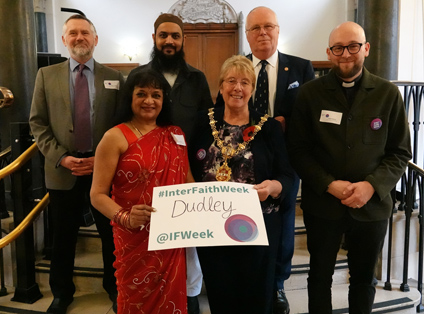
[29, 59, 124, 190]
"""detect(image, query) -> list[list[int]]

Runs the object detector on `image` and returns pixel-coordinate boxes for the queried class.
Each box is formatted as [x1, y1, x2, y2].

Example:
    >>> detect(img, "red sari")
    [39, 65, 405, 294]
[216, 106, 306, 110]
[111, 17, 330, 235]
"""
[111, 124, 188, 314]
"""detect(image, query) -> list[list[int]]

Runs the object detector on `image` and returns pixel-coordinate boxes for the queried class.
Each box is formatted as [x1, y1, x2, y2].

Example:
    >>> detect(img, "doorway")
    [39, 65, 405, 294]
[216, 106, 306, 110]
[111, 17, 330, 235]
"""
[183, 23, 239, 103]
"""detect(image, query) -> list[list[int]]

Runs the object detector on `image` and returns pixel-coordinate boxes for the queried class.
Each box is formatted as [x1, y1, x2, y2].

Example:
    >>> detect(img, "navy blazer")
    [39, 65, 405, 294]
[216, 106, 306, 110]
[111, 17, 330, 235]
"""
[216, 51, 315, 126]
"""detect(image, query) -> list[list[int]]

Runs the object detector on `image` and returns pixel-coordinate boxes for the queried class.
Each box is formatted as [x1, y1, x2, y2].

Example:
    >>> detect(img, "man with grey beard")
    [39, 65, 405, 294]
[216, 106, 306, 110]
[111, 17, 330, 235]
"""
[30, 14, 124, 314]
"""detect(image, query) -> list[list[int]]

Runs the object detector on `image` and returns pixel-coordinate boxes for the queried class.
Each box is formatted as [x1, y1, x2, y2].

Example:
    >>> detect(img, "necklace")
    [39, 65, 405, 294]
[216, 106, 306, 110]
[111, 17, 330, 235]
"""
[208, 108, 268, 181]
[130, 121, 143, 137]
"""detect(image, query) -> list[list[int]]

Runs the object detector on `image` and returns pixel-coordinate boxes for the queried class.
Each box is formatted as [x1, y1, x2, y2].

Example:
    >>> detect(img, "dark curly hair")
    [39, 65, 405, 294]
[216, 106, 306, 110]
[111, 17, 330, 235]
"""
[115, 69, 172, 126]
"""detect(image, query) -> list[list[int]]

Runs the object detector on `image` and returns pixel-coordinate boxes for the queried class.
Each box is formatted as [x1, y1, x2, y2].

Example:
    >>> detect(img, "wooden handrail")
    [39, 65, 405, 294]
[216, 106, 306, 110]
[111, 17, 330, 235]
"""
[0, 142, 38, 180]
[0, 193, 49, 249]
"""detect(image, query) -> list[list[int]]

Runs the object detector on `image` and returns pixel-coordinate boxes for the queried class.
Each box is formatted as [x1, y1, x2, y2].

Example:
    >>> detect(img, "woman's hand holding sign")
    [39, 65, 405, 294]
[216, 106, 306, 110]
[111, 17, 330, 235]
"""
[253, 180, 283, 201]
[129, 205, 157, 228]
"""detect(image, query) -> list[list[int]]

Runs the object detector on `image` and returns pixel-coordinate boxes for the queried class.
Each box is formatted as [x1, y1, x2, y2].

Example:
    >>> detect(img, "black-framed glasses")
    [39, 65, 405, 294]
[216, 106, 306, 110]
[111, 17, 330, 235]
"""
[329, 43, 364, 56]
[246, 24, 279, 34]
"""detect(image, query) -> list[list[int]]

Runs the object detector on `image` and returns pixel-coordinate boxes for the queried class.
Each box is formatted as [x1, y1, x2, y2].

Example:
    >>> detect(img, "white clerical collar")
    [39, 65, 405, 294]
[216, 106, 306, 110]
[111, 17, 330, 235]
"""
[342, 81, 355, 88]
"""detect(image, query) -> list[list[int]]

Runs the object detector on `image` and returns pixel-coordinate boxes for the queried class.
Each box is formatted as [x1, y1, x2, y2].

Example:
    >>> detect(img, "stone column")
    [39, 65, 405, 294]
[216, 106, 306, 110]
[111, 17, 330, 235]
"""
[357, 0, 400, 80]
[34, 0, 48, 52]
[0, 0, 38, 148]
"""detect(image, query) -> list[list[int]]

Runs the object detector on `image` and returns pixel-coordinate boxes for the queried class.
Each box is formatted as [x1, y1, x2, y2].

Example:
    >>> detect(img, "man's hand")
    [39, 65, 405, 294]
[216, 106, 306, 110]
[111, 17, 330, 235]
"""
[327, 180, 353, 200]
[60, 156, 94, 176]
[274, 116, 286, 132]
[341, 181, 375, 208]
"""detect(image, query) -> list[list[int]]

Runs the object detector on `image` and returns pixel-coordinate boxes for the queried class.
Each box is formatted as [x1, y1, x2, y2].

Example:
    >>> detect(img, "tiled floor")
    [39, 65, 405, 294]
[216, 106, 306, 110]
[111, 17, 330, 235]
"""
[0, 276, 420, 314]
[0, 211, 421, 313]
[0, 281, 114, 314]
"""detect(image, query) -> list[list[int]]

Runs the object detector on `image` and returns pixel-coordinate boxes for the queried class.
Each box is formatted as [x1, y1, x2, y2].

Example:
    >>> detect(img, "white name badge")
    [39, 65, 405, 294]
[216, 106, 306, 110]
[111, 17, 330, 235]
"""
[104, 80, 120, 90]
[171, 133, 186, 146]
[320, 110, 343, 125]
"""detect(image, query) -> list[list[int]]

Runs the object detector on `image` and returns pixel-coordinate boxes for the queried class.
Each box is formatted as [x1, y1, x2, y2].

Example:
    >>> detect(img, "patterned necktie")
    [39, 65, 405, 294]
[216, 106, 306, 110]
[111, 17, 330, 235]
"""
[74, 64, 91, 152]
[254, 60, 269, 114]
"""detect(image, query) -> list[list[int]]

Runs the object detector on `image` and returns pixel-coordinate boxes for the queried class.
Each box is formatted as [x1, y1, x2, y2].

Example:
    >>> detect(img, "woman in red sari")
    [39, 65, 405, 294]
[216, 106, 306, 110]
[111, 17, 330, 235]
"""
[91, 69, 191, 314]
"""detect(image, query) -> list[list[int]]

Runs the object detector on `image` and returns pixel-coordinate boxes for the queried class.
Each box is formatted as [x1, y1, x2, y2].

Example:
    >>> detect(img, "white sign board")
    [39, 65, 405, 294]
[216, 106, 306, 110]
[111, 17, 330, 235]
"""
[148, 181, 268, 251]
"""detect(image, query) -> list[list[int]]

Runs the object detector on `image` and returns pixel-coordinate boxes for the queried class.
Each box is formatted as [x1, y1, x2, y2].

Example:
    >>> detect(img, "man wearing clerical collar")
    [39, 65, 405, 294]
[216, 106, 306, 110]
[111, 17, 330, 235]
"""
[288, 21, 411, 314]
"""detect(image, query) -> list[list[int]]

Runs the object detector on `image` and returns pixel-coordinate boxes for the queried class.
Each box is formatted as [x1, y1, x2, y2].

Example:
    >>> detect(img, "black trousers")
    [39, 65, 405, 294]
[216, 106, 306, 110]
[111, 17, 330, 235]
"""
[303, 210, 388, 314]
[48, 175, 116, 299]
[197, 211, 281, 314]
[275, 174, 299, 290]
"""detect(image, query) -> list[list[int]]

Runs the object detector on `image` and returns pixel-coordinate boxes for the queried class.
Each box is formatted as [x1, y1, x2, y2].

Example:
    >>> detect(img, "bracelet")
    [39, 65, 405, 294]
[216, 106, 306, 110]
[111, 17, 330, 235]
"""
[112, 208, 132, 229]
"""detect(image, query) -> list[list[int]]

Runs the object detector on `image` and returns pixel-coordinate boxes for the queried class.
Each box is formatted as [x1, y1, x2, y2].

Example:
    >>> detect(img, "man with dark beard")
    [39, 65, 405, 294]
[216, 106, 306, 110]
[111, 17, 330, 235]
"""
[127, 13, 213, 314]
[30, 14, 123, 313]
[288, 21, 411, 313]
[128, 13, 213, 144]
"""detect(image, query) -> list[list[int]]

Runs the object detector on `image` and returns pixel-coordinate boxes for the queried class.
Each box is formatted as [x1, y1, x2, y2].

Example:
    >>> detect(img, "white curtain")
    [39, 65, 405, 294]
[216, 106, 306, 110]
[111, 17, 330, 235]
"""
[398, 0, 424, 81]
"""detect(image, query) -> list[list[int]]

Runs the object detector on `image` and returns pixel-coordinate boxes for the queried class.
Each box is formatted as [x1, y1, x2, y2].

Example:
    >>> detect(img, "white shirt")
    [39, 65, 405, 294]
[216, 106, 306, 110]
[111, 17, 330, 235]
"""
[252, 50, 279, 117]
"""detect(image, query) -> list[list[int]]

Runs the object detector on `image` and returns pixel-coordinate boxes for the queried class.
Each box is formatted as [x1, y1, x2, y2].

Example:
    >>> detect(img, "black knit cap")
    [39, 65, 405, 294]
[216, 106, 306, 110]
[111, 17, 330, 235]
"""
[154, 13, 184, 34]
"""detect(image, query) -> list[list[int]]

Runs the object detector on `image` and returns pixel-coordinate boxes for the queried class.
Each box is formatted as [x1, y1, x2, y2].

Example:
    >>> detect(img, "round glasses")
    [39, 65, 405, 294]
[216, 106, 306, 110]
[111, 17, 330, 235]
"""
[329, 43, 364, 56]
[224, 78, 252, 88]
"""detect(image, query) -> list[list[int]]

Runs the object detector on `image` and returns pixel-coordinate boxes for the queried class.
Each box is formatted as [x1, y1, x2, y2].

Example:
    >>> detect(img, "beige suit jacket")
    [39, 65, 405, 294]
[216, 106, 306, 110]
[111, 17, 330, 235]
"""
[29, 59, 124, 190]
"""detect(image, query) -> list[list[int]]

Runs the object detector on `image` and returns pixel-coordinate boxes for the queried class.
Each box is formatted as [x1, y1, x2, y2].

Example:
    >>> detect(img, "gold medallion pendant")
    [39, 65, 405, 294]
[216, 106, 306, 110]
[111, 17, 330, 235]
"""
[208, 108, 268, 182]
[216, 162, 232, 181]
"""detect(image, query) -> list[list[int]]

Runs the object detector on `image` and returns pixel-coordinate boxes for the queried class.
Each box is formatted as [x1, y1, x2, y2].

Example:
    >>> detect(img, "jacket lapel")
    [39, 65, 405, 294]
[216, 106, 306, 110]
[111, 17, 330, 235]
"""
[93, 61, 104, 115]
[275, 52, 289, 106]
[323, 71, 350, 109]
[57, 60, 73, 119]
[352, 68, 374, 108]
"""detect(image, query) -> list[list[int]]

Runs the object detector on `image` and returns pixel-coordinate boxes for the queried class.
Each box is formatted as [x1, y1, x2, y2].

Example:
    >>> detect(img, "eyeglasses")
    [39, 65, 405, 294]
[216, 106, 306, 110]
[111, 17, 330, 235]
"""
[329, 43, 365, 56]
[246, 24, 279, 34]
[224, 78, 252, 88]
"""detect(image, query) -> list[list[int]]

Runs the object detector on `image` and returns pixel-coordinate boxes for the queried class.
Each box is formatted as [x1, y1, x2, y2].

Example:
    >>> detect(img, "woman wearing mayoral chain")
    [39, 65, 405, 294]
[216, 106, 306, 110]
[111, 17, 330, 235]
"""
[189, 55, 295, 314]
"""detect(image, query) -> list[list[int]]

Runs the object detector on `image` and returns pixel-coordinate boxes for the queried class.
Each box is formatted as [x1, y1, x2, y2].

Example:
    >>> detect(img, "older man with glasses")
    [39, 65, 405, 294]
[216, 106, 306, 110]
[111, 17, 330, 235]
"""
[244, 6, 315, 314]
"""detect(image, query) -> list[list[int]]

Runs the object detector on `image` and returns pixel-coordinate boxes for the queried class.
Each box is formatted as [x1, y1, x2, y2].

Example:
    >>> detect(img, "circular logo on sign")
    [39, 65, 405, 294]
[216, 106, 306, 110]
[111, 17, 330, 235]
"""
[225, 214, 258, 242]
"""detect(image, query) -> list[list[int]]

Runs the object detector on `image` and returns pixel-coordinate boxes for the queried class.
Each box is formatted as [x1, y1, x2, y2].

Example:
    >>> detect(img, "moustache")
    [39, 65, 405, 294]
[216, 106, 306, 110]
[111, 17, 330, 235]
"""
[162, 44, 176, 50]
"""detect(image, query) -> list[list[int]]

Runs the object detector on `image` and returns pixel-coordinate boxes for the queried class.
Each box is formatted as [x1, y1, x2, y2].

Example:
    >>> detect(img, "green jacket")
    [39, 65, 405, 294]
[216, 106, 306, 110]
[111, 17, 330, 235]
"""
[288, 68, 411, 221]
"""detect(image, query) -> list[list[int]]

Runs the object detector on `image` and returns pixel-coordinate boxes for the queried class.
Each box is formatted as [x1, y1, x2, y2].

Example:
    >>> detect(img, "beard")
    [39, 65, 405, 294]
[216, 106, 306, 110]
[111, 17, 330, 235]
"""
[151, 44, 186, 74]
[70, 44, 94, 59]
[332, 62, 363, 80]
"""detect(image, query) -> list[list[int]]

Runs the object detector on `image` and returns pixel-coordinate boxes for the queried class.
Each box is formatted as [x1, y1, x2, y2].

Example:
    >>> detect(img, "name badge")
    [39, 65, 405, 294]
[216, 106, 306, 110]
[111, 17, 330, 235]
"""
[104, 80, 120, 90]
[320, 110, 343, 125]
[171, 133, 186, 146]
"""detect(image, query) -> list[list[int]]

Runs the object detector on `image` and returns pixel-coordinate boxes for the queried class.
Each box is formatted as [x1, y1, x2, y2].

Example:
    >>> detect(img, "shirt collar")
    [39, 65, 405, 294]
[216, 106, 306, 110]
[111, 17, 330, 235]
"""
[252, 50, 279, 69]
[70, 57, 94, 72]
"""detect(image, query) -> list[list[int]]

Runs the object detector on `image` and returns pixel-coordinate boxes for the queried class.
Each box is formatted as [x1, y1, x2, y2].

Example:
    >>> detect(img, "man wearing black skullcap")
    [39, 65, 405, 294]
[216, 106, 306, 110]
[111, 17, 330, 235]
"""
[128, 13, 213, 144]
[127, 13, 213, 314]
